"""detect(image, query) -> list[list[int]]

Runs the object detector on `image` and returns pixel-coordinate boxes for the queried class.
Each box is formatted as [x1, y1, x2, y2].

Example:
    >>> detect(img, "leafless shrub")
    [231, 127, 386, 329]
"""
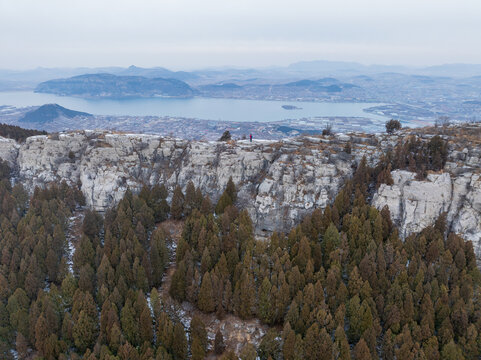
[322, 123, 333, 136]
[435, 116, 451, 128]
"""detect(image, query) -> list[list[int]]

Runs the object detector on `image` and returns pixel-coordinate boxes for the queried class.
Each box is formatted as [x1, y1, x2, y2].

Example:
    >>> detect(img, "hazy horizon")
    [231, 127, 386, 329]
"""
[2, 0, 481, 70]
[3, 60, 481, 73]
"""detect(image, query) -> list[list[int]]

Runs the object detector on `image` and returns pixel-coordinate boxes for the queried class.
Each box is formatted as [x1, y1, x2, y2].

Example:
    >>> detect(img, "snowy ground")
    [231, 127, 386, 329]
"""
[66, 209, 86, 274]
[10, 349, 18, 360]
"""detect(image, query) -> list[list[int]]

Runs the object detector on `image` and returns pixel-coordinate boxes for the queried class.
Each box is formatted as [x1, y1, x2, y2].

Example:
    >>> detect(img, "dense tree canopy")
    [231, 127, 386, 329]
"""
[0, 159, 480, 359]
[168, 162, 481, 359]
[0, 123, 47, 142]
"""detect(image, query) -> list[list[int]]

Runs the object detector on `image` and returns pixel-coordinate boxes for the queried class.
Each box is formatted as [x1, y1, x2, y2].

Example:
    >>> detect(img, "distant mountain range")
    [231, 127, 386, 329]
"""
[35, 73, 197, 98]
[3, 61, 481, 91]
[117, 65, 199, 81]
[196, 77, 360, 99]
[286, 60, 481, 77]
[0, 65, 199, 85]
[1, 62, 481, 120]
[20, 104, 92, 123]
[34, 73, 360, 99]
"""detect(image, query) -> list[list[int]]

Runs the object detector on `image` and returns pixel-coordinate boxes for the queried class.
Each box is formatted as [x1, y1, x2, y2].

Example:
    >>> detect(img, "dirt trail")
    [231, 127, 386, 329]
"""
[159, 219, 183, 299]
[66, 208, 86, 274]
[157, 220, 269, 358]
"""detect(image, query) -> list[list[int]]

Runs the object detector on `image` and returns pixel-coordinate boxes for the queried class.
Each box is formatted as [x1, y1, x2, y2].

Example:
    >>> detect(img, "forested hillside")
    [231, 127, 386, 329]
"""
[0, 156, 480, 359]
[35, 74, 197, 98]
[0, 123, 47, 142]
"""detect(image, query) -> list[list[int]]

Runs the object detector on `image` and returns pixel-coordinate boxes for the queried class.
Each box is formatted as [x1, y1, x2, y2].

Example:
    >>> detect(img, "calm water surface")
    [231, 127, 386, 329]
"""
[0, 91, 388, 123]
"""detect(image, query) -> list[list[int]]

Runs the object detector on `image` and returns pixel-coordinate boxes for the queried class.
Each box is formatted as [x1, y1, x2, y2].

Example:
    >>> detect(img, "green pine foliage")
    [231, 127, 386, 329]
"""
[0, 181, 187, 359]
[376, 134, 449, 181]
[0, 123, 47, 142]
[171, 185, 185, 220]
[215, 176, 237, 214]
[0, 154, 479, 359]
[170, 159, 481, 359]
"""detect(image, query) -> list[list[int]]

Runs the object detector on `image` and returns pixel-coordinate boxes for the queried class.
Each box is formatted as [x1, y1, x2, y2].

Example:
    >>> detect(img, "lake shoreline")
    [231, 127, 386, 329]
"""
[0, 91, 389, 123]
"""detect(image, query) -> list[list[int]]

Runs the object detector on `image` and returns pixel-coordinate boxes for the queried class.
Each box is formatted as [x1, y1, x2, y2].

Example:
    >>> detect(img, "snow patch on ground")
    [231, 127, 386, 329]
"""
[146, 293, 154, 318]
[65, 210, 85, 274]
[177, 303, 193, 330]
[10, 349, 19, 360]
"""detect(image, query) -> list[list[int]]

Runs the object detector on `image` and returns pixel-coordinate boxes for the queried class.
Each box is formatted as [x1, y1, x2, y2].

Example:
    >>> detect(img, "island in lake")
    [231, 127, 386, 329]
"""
[282, 104, 302, 110]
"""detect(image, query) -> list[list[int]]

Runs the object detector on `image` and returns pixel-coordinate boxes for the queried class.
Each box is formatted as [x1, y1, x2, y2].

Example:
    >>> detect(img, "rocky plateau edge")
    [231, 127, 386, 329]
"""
[0, 125, 479, 262]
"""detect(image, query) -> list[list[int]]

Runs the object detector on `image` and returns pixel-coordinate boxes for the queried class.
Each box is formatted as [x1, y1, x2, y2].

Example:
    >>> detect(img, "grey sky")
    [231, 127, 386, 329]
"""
[1, 0, 480, 69]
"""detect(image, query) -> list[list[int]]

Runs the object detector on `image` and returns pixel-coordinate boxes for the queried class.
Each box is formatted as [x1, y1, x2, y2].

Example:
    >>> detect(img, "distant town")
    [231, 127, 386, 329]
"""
[0, 104, 392, 140]
[1, 62, 481, 139]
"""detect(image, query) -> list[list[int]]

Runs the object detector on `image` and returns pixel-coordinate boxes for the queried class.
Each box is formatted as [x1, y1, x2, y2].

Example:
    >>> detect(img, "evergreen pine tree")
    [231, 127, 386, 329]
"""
[73, 310, 98, 352]
[172, 322, 187, 360]
[120, 299, 139, 346]
[215, 192, 233, 215]
[171, 185, 184, 220]
[190, 314, 207, 359]
[139, 306, 153, 345]
[198, 272, 215, 312]
[150, 227, 169, 286]
[319, 327, 333, 360]
[353, 338, 371, 360]
[282, 322, 296, 360]
[151, 184, 170, 222]
[225, 176, 237, 203]
[258, 277, 273, 324]
[214, 329, 226, 355]
[184, 181, 196, 217]
[334, 325, 350, 360]
[200, 195, 213, 215]
[323, 223, 340, 266]
[304, 323, 321, 360]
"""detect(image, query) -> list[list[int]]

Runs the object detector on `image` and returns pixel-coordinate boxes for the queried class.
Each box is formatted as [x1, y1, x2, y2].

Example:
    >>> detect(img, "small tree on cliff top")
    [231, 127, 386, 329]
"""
[385, 119, 401, 134]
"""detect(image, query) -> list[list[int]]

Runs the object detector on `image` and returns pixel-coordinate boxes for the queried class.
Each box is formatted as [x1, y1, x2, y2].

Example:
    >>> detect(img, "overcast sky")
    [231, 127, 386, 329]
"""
[1, 0, 481, 70]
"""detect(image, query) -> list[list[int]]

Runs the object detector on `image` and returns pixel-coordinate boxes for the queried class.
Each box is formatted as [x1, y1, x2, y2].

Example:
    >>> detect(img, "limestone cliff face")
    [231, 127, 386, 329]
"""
[5, 132, 368, 235]
[372, 170, 481, 242]
[372, 171, 453, 237]
[1, 126, 481, 261]
[372, 131, 481, 261]
[0, 137, 19, 166]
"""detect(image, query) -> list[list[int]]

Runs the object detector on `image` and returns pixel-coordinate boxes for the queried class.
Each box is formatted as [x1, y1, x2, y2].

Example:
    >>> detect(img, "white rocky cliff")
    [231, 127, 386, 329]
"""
[1, 131, 365, 235]
[0, 126, 480, 263]
[372, 126, 481, 261]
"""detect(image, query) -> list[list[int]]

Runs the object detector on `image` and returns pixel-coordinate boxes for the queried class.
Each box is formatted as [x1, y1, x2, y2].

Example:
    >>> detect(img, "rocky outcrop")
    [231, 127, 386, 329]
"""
[0, 136, 19, 166]
[373, 170, 481, 261]
[2, 131, 366, 235]
[1, 125, 481, 261]
[372, 170, 452, 237]
[371, 126, 481, 260]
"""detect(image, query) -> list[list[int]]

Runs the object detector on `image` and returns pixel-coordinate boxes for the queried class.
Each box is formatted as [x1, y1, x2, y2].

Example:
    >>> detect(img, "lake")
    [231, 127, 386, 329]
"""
[0, 91, 388, 123]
